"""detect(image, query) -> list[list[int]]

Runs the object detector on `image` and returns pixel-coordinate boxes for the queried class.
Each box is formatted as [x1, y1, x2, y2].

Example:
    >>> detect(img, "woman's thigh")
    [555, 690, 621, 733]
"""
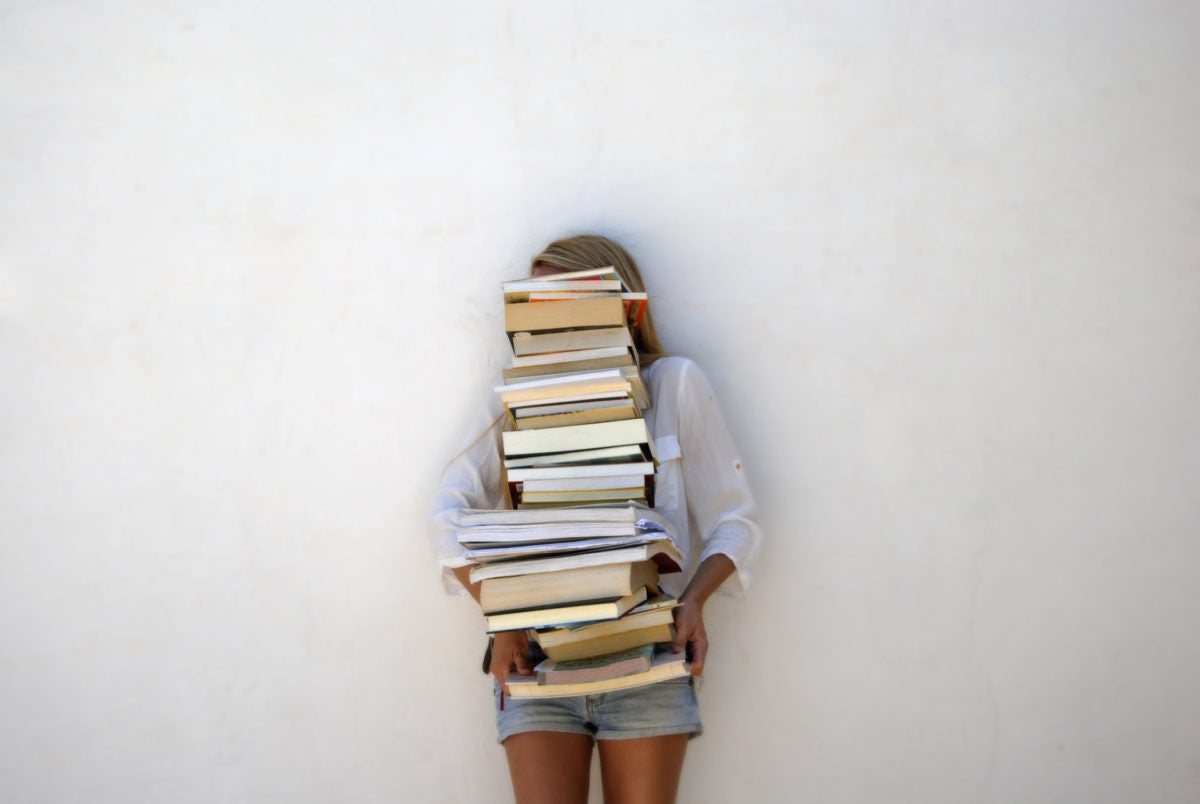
[504, 731, 594, 804]
[597, 734, 689, 804]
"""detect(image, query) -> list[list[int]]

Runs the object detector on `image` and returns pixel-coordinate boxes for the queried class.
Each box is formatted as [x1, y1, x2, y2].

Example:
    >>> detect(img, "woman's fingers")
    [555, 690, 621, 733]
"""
[671, 607, 709, 675]
[687, 630, 708, 676]
[489, 630, 532, 690]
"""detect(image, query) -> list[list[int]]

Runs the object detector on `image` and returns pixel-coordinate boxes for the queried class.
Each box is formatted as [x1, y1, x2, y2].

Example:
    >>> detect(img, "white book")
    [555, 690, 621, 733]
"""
[468, 539, 683, 581]
[506, 462, 654, 482]
[466, 537, 658, 564]
[519, 475, 649, 493]
[528, 290, 647, 302]
[503, 444, 647, 469]
[459, 526, 657, 548]
[521, 490, 646, 504]
[456, 506, 674, 548]
[502, 419, 654, 459]
[503, 278, 622, 293]
[504, 266, 621, 285]
[455, 502, 660, 527]
[510, 345, 633, 368]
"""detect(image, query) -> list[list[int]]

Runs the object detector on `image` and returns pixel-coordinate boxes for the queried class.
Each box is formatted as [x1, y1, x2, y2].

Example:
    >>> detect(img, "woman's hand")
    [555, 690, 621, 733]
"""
[671, 601, 709, 676]
[672, 553, 736, 677]
[453, 566, 534, 693]
[489, 629, 533, 692]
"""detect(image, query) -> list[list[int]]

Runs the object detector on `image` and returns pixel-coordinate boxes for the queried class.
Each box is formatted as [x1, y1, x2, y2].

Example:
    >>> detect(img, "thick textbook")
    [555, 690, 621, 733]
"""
[480, 559, 659, 615]
[526, 292, 648, 330]
[505, 297, 626, 335]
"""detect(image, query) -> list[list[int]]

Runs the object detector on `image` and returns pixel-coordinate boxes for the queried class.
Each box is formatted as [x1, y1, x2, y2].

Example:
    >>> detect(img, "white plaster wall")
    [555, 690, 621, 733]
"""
[2, 2, 1197, 801]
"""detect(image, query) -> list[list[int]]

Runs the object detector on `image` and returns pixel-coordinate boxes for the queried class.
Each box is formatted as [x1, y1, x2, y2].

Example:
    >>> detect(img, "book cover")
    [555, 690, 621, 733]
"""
[535, 643, 655, 685]
[501, 418, 654, 459]
[480, 560, 659, 616]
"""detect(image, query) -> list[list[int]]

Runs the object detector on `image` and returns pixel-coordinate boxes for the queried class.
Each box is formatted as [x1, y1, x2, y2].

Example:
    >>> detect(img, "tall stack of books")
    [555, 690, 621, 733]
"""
[499, 267, 654, 509]
[456, 267, 690, 697]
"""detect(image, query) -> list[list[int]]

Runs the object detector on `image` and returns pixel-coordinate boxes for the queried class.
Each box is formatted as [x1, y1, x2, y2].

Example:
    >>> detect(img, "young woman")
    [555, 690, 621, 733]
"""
[431, 235, 761, 804]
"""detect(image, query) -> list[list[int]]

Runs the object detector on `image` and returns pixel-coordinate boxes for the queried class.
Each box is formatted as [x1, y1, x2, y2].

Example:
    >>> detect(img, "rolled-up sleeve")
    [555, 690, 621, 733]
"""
[674, 360, 763, 596]
[429, 402, 507, 594]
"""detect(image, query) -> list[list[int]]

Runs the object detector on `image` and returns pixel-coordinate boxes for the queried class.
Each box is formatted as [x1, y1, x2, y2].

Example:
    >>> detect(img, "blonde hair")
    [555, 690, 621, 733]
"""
[531, 234, 666, 364]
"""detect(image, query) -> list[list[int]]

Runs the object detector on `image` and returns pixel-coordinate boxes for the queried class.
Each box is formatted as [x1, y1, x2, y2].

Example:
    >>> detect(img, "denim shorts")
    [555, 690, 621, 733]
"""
[494, 676, 702, 743]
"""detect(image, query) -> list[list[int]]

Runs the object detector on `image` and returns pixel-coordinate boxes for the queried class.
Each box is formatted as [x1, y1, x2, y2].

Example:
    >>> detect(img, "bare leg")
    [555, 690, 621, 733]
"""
[597, 734, 689, 804]
[504, 731, 594, 804]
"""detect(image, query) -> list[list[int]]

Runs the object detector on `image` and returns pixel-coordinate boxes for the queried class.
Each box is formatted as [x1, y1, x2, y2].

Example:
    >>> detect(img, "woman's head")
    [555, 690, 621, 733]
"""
[531, 234, 665, 362]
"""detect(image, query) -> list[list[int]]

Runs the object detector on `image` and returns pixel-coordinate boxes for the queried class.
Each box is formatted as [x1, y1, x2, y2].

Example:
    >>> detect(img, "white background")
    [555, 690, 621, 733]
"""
[2, 2, 1198, 802]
